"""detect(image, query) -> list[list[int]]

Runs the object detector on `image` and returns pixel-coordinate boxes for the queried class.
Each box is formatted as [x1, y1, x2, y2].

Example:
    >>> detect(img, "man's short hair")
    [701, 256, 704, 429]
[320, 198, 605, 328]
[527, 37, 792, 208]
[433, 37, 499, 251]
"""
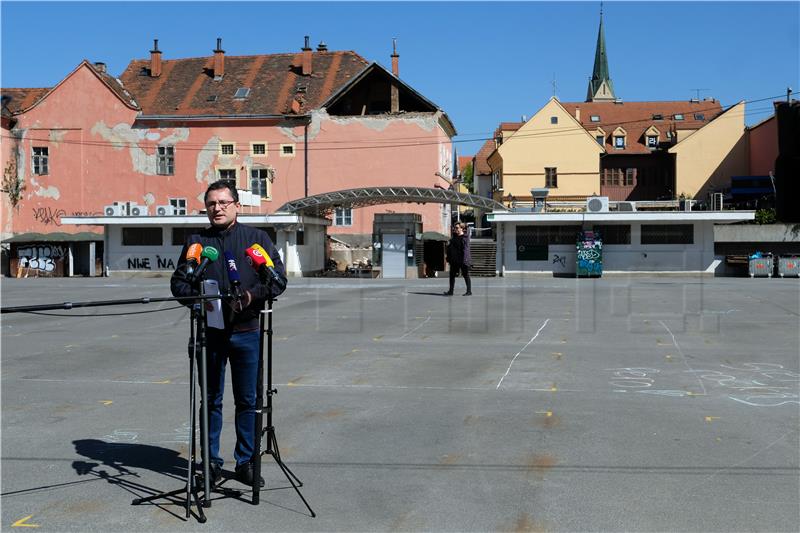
[204, 180, 239, 203]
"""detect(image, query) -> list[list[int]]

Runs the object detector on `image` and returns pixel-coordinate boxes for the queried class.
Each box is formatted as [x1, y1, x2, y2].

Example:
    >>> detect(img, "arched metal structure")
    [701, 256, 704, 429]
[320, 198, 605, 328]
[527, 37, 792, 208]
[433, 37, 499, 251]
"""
[277, 186, 507, 216]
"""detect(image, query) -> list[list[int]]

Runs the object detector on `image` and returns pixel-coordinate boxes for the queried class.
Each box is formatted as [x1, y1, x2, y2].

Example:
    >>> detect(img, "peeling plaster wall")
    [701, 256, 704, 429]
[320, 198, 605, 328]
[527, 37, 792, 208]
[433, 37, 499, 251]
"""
[195, 136, 219, 183]
[91, 121, 190, 175]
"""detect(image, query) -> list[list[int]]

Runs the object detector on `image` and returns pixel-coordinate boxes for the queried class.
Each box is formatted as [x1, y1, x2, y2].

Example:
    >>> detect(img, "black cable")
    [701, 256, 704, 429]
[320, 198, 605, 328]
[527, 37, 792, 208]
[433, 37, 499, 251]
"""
[23, 305, 186, 317]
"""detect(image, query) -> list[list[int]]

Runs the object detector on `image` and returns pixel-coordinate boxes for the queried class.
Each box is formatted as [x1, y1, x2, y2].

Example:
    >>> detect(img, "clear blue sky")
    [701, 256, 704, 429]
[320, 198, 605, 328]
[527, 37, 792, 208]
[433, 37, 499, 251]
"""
[2, 1, 798, 155]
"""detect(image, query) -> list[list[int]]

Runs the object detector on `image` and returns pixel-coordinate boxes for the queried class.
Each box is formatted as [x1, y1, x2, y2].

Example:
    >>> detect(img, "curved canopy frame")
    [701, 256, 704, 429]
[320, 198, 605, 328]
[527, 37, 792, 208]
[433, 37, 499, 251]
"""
[277, 186, 507, 217]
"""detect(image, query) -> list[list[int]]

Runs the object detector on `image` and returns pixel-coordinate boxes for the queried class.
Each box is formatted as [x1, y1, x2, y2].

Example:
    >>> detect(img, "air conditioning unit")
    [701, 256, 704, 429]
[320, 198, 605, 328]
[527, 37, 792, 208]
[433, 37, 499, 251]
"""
[156, 205, 175, 216]
[617, 201, 637, 212]
[104, 204, 123, 216]
[586, 196, 609, 213]
[128, 204, 149, 216]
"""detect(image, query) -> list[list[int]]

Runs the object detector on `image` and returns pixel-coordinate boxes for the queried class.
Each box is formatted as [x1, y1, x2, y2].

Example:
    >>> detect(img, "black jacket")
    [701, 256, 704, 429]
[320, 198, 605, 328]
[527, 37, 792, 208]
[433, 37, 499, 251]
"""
[170, 222, 287, 331]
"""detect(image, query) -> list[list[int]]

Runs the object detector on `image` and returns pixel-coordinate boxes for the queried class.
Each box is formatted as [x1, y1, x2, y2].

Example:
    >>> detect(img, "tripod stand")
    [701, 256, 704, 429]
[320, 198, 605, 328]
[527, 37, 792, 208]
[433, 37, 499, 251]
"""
[132, 286, 213, 523]
[252, 282, 315, 516]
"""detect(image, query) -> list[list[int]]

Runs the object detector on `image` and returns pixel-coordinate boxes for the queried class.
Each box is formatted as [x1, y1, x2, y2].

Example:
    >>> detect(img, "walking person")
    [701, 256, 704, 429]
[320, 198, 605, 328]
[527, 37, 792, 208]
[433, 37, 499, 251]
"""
[444, 222, 472, 296]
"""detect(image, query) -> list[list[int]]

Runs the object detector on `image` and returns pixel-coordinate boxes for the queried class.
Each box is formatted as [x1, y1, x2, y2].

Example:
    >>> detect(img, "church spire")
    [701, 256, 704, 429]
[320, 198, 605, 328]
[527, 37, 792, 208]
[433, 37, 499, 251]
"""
[587, 3, 616, 102]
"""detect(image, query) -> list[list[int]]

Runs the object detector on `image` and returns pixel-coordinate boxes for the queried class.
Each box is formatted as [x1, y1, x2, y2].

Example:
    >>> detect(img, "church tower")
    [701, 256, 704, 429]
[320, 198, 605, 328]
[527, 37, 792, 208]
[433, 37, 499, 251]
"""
[586, 6, 616, 102]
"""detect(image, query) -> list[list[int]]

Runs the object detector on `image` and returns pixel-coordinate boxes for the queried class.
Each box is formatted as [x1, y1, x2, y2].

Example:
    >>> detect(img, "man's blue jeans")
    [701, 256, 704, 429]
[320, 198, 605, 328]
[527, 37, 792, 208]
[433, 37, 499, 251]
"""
[202, 330, 260, 468]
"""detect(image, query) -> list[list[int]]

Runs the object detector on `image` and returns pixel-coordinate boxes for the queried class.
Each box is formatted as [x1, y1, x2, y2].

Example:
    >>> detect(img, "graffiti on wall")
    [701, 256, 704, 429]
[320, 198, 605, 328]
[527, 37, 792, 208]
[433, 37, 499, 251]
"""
[17, 244, 67, 273]
[33, 207, 66, 226]
[126, 254, 175, 270]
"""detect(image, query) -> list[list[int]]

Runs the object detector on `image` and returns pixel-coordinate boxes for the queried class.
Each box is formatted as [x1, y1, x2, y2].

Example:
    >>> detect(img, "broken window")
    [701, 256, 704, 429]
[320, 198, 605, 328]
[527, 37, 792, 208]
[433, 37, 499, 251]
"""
[157, 146, 174, 175]
[250, 168, 272, 198]
[32, 147, 49, 175]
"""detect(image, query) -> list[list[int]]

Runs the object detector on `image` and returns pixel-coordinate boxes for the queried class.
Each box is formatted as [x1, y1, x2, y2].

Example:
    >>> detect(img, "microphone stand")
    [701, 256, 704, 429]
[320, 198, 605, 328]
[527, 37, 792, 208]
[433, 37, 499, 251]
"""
[132, 280, 213, 523]
[253, 273, 315, 516]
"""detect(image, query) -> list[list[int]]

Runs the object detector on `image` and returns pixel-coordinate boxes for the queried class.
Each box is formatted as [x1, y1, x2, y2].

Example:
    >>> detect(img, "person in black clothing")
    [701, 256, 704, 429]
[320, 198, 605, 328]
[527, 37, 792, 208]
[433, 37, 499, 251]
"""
[171, 180, 287, 488]
[444, 222, 472, 296]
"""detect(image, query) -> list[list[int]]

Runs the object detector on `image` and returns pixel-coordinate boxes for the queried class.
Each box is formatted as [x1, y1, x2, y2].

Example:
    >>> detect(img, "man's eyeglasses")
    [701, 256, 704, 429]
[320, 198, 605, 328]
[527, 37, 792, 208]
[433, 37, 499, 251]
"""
[205, 199, 236, 209]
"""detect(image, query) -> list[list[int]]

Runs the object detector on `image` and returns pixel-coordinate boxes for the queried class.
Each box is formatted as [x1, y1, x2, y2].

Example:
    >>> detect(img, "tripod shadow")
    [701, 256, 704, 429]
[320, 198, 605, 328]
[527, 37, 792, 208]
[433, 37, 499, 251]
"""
[407, 291, 453, 297]
[72, 439, 189, 517]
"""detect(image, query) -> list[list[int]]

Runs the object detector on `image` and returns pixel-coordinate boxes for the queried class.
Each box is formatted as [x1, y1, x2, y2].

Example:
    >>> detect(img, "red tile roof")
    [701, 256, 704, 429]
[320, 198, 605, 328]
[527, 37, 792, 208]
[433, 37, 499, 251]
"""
[458, 155, 472, 172]
[119, 50, 370, 116]
[1, 88, 50, 114]
[473, 139, 495, 175]
[560, 99, 724, 154]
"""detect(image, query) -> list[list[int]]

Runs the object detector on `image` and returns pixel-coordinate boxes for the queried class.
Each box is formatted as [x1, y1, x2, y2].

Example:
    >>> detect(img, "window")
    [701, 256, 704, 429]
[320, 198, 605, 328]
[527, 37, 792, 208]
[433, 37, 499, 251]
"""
[296, 230, 305, 245]
[207, 95, 218, 102]
[220, 143, 235, 156]
[545, 167, 558, 188]
[517, 225, 580, 246]
[251, 142, 267, 156]
[217, 168, 236, 181]
[334, 207, 352, 226]
[674, 114, 684, 121]
[280, 144, 295, 157]
[641, 224, 694, 245]
[32, 147, 49, 175]
[122, 227, 163, 246]
[592, 225, 631, 245]
[157, 146, 174, 175]
[652, 114, 663, 120]
[602, 168, 625, 186]
[694, 113, 705, 121]
[596, 135, 605, 145]
[624, 168, 636, 186]
[614, 136, 625, 149]
[646, 135, 658, 148]
[172, 227, 196, 245]
[233, 87, 250, 99]
[550, 116, 558, 125]
[250, 168, 271, 198]
[590, 115, 601, 122]
[169, 197, 187, 215]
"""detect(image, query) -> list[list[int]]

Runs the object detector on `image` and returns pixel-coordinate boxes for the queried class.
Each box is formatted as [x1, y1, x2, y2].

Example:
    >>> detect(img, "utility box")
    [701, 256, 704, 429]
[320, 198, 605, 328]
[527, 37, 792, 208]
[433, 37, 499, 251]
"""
[576, 230, 602, 277]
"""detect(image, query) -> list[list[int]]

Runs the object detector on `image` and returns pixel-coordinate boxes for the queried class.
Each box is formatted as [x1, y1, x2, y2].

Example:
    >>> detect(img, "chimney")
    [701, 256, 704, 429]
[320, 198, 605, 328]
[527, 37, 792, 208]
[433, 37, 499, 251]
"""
[390, 38, 400, 113]
[391, 38, 399, 77]
[150, 39, 162, 78]
[316, 41, 328, 52]
[213, 37, 225, 80]
[302, 35, 312, 76]
[94, 62, 107, 74]
[575, 106, 581, 121]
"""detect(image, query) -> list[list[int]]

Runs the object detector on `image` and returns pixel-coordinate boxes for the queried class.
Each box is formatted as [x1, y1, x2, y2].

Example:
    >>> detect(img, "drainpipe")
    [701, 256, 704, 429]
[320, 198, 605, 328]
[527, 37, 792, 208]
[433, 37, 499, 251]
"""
[304, 122, 309, 197]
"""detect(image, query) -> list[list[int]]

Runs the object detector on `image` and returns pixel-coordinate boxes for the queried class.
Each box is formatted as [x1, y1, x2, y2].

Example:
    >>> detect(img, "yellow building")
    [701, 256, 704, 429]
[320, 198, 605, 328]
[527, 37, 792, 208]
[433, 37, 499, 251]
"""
[486, 11, 748, 205]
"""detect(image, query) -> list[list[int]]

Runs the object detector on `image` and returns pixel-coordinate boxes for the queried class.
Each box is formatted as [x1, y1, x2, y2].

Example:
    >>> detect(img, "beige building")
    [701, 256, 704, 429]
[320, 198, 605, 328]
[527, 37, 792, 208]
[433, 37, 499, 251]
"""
[485, 12, 748, 206]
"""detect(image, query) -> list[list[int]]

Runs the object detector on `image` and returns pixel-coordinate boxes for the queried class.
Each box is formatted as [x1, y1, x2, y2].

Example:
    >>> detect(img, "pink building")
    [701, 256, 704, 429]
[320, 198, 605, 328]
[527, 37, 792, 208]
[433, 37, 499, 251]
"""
[747, 115, 778, 176]
[1, 38, 456, 275]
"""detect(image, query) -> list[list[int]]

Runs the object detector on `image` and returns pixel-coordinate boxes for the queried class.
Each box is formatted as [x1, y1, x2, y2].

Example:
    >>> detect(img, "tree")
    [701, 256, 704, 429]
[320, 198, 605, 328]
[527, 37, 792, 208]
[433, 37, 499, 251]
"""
[461, 161, 474, 192]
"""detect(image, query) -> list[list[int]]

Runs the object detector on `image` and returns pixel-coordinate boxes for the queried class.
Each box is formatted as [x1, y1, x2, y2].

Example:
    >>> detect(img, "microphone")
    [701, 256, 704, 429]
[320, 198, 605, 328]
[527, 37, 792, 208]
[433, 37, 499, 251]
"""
[189, 246, 219, 283]
[245, 244, 278, 282]
[224, 250, 245, 304]
[184, 243, 203, 276]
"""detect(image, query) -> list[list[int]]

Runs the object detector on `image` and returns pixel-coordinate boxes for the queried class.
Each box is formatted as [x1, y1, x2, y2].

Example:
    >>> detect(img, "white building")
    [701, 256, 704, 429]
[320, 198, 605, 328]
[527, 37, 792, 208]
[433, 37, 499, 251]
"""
[61, 213, 329, 277]
[488, 208, 754, 276]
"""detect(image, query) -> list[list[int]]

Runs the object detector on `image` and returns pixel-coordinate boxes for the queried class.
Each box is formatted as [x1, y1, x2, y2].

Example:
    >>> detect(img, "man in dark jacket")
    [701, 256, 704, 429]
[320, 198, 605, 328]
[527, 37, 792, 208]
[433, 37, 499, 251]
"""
[444, 222, 472, 296]
[171, 180, 287, 488]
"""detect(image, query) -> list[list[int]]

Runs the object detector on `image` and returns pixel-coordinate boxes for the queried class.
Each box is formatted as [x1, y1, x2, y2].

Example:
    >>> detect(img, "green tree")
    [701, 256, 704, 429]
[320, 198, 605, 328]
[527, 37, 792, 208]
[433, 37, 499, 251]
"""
[461, 161, 474, 192]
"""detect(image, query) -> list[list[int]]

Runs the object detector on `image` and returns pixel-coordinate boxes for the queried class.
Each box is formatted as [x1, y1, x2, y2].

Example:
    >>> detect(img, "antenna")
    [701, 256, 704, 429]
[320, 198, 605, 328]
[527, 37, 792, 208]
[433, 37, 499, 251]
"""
[691, 88, 710, 100]
[552, 73, 557, 98]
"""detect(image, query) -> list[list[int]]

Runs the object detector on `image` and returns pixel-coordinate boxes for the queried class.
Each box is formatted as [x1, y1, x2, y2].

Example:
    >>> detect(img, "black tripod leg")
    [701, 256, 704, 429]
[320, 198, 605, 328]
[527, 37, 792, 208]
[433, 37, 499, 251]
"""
[264, 431, 315, 516]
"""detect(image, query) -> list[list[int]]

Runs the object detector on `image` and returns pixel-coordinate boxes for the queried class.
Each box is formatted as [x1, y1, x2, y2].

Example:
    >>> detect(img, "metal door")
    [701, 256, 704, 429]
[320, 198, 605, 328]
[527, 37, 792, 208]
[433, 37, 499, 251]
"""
[382, 233, 406, 278]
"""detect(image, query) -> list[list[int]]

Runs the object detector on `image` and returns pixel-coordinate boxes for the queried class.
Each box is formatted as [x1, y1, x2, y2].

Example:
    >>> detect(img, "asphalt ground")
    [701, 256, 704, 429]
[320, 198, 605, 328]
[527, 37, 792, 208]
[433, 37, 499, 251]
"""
[1, 275, 798, 532]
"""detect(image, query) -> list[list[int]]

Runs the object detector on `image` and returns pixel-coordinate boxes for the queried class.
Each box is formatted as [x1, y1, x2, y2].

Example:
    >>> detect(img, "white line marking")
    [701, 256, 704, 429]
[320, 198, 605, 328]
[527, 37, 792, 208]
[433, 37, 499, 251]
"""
[659, 320, 707, 396]
[18, 378, 184, 385]
[496, 319, 550, 390]
[398, 315, 431, 340]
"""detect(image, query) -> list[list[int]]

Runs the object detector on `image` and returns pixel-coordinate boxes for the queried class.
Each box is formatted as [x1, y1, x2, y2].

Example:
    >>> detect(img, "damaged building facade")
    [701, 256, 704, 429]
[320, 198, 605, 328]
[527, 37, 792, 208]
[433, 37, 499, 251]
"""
[1, 38, 456, 276]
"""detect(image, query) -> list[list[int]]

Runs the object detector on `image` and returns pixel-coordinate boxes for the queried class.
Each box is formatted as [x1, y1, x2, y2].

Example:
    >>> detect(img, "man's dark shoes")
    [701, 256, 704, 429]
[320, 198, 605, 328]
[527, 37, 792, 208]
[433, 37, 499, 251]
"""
[235, 462, 265, 488]
[199, 462, 223, 487]
[443, 291, 453, 296]
[463, 291, 472, 296]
